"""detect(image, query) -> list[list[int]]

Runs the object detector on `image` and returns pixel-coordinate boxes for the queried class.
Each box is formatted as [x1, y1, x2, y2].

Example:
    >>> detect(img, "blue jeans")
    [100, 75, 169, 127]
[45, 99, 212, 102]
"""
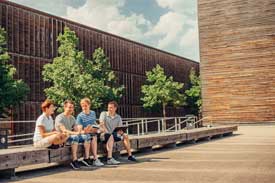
[67, 134, 91, 144]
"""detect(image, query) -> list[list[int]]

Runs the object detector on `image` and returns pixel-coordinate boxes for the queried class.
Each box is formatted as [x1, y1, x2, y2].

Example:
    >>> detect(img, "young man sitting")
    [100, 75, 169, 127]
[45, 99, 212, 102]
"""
[55, 100, 92, 169]
[99, 101, 137, 163]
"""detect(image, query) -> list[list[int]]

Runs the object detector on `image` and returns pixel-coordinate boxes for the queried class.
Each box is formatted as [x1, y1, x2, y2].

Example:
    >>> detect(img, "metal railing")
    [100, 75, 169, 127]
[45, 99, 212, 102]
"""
[0, 120, 35, 144]
[124, 115, 200, 136]
[0, 115, 208, 146]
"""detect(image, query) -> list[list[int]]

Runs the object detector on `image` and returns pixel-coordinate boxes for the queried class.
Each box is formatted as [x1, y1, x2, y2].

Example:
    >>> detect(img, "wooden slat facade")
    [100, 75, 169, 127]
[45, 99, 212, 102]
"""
[0, 0, 199, 125]
[198, 0, 275, 123]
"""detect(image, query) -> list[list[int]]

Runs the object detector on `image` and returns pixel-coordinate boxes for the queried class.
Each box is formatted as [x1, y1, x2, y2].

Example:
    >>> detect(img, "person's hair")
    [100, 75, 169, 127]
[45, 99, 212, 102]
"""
[64, 100, 74, 107]
[41, 99, 54, 112]
[108, 101, 118, 108]
[80, 97, 91, 105]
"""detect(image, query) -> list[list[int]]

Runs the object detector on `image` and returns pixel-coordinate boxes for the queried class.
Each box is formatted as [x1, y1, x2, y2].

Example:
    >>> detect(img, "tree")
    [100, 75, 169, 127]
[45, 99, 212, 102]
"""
[0, 27, 29, 117]
[42, 26, 123, 112]
[185, 68, 202, 116]
[91, 48, 124, 108]
[141, 64, 186, 118]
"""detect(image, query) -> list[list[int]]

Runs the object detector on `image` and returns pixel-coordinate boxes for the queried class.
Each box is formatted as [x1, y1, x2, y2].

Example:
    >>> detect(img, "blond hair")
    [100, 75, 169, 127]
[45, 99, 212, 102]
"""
[80, 97, 91, 105]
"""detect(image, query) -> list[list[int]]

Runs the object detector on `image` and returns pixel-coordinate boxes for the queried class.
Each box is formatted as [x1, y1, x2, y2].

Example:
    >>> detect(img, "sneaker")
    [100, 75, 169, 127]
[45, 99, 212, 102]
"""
[70, 160, 81, 169]
[107, 157, 120, 165]
[81, 158, 93, 167]
[128, 155, 137, 162]
[93, 158, 104, 167]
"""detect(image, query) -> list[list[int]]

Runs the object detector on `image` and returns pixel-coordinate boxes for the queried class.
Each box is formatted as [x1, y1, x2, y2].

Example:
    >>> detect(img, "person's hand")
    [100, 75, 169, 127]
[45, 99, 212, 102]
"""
[90, 127, 98, 133]
[84, 125, 92, 133]
[117, 129, 124, 135]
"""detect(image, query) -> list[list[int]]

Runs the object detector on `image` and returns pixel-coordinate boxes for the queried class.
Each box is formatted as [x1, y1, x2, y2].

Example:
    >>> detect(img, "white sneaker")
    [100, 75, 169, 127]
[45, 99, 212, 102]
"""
[107, 157, 120, 165]
[93, 159, 104, 167]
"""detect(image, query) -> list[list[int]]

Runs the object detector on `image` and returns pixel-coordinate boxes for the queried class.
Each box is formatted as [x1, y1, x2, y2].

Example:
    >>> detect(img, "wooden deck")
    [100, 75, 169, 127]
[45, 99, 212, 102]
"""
[0, 125, 237, 178]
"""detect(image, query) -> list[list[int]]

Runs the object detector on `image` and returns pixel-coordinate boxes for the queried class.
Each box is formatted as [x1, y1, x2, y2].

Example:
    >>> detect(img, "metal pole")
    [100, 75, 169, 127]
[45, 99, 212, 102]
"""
[126, 121, 129, 134]
[137, 123, 140, 136]
[141, 119, 144, 135]
[158, 120, 160, 133]
[162, 118, 166, 133]
[174, 118, 177, 132]
[145, 119, 148, 134]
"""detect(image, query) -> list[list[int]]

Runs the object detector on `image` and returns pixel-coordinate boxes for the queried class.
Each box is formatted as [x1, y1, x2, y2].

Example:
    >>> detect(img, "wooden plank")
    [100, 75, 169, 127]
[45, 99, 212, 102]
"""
[0, 147, 48, 170]
[136, 132, 187, 149]
[186, 125, 238, 141]
[0, 125, 237, 171]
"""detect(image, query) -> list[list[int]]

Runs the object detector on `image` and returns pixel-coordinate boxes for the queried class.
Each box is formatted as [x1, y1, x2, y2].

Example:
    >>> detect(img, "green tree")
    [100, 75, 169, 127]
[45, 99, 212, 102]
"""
[42, 26, 123, 112]
[0, 27, 29, 117]
[91, 48, 124, 108]
[141, 64, 186, 118]
[185, 68, 202, 116]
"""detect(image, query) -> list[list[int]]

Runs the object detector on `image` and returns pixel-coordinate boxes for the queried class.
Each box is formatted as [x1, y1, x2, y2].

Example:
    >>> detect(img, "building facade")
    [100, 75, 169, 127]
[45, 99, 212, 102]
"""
[0, 0, 199, 124]
[198, 0, 275, 123]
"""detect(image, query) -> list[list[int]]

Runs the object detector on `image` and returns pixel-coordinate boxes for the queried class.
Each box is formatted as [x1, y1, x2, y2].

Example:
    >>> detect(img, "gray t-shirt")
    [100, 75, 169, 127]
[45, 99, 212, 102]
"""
[55, 113, 76, 132]
[99, 111, 122, 133]
[33, 113, 54, 142]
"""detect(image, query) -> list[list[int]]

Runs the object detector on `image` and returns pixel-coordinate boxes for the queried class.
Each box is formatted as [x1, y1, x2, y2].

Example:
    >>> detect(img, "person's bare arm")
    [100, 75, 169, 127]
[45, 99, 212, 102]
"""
[58, 124, 79, 135]
[38, 126, 58, 138]
[99, 120, 108, 133]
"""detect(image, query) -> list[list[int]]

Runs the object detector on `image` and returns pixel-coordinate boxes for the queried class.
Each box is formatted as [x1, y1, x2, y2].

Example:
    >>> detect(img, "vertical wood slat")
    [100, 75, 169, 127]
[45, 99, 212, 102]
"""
[1, 1, 198, 124]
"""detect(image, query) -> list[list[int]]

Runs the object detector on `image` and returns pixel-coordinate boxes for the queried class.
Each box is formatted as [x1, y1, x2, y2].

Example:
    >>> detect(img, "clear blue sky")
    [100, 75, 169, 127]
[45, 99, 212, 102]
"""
[11, 0, 199, 62]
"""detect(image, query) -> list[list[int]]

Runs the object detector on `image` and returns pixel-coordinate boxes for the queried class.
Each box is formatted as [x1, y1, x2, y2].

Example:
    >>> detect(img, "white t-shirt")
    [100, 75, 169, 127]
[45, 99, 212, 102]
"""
[33, 113, 54, 142]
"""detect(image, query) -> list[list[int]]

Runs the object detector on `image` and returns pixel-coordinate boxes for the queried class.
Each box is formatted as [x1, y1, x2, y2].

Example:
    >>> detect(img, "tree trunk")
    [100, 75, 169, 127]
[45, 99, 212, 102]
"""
[162, 103, 166, 119]
[162, 103, 166, 132]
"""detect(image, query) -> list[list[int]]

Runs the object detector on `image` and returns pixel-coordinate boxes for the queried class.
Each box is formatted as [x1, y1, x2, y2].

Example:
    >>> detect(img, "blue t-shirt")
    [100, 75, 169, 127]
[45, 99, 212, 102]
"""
[76, 111, 97, 128]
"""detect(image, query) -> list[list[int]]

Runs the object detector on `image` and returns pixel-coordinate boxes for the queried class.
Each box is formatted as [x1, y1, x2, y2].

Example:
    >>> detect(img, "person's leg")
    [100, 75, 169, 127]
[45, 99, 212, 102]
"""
[121, 133, 137, 162]
[90, 135, 104, 166]
[50, 133, 69, 145]
[106, 134, 120, 165]
[78, 134, 91, 159]
[106, 135, 114, 159]
[33, 137, 51, 148]
[69, 135, 79, 161]
[83, 134, 91, 159]
[122, 134, 132, 156]
[67, 135, 81, 169]
[91, 135, 98, 160]
[79, 134, 93, 167]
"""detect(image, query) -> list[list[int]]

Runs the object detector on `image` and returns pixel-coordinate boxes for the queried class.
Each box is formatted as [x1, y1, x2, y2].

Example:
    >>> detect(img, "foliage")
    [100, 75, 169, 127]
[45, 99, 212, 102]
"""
[185, 68, 202, 115]
[0, 27, 29, 117]
[42, 27, 124, 112]
[141, 64, 186, 118]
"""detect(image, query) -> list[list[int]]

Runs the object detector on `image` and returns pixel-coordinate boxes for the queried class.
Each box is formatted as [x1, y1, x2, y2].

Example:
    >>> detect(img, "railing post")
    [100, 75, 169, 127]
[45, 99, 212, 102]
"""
[158, 120, 161, 133]
[174, 118, 177, 132]
[145, 119, 148, 134]
[141, 119, 144, 135]
[137, 123, 140, 136]
[126, 121, 129, 134]
[162, 118, 166, 133]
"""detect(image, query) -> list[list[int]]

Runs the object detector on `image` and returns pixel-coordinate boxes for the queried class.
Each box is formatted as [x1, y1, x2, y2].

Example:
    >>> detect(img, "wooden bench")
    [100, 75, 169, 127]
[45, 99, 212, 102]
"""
[0, 125, 238, 178]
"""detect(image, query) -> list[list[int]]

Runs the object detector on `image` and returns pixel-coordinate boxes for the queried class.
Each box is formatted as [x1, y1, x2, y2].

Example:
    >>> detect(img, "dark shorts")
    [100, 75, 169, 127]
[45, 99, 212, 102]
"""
[112, 132, 123, 142]
[95, 132, 124, 143]
[97, 133, 112, 144]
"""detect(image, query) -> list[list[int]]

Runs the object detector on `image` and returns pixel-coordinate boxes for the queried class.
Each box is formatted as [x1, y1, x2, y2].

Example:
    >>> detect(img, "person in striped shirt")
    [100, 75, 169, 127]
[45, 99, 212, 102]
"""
[76, 98, 105, 166]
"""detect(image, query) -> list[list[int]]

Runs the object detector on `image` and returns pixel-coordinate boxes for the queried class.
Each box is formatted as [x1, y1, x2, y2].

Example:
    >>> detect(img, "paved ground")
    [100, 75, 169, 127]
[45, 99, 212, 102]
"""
[1, 125, 275, 183]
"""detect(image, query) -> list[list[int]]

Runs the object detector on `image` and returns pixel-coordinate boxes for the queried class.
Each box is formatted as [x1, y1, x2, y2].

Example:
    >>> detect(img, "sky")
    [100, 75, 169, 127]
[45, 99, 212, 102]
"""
[10, 0, 200, 62]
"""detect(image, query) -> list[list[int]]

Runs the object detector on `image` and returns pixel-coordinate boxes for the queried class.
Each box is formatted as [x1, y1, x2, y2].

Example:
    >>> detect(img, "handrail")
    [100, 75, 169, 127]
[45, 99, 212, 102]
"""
[8, 133, 34, 138]
[2, 115, 203, 145]
[166, 117, 192, 131]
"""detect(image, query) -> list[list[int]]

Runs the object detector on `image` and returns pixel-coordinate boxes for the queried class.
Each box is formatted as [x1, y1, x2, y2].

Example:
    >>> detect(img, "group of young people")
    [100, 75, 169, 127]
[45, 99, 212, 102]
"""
[33, 98, 136, 169]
